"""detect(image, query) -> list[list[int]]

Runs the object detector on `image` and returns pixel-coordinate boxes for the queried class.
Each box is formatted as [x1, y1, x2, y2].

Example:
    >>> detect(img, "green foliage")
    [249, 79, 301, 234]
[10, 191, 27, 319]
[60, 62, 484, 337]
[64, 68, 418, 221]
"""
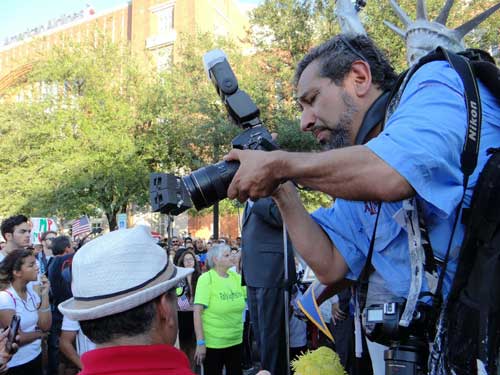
[250, 0, 315, 63]
[0, 33, 154, 227]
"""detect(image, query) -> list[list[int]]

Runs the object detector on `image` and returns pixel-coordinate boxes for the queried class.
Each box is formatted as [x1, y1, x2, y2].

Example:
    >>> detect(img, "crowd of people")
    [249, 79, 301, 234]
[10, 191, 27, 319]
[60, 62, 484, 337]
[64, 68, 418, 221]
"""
[0, 214, 355, 375]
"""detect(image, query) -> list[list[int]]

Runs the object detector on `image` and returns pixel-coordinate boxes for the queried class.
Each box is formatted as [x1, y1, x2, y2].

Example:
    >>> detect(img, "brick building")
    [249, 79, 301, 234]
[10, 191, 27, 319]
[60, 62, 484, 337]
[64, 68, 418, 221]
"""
[0, 0, 249, 93]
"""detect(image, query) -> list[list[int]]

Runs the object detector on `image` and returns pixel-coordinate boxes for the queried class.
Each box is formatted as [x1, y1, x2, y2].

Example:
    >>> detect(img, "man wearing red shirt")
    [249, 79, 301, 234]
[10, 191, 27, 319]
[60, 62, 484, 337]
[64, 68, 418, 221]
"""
[59, 225, 195, 375]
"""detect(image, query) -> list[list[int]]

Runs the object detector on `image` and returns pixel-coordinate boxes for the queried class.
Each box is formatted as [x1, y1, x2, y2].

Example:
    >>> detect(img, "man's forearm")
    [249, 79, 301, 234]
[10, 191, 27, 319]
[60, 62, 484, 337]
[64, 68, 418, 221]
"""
[273, 183, 348, 285]
[275, 146, 413, 201]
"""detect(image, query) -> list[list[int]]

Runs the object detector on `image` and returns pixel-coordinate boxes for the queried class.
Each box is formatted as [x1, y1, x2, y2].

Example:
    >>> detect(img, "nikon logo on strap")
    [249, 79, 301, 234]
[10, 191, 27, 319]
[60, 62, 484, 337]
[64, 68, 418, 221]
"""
[468, 100, 478, 142]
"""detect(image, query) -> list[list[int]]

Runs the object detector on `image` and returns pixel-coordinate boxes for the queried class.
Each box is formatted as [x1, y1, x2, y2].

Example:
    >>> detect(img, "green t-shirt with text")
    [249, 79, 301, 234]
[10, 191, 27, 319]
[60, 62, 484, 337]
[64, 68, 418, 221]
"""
[194, 269, 246, 348]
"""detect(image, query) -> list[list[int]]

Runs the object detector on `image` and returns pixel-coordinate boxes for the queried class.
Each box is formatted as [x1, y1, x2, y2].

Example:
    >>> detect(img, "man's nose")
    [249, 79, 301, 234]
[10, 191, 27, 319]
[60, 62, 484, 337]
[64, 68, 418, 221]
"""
[300, 109, 316, 132]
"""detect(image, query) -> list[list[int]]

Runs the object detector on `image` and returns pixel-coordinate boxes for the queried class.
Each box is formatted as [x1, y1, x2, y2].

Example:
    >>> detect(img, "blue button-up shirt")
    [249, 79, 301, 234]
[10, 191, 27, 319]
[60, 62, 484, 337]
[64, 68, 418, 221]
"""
[312, 60, 500, 300]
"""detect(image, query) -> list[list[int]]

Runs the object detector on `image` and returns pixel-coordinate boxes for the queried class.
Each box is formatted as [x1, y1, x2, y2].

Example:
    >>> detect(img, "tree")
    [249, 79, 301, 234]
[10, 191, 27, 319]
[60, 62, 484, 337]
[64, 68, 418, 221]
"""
[0, 33, 156, 229]
[250, 0, 315, 64]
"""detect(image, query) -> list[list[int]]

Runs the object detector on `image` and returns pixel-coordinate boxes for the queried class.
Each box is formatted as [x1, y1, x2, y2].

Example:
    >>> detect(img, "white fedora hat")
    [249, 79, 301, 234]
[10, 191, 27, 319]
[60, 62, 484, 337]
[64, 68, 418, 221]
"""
[59, 225, 193, 321]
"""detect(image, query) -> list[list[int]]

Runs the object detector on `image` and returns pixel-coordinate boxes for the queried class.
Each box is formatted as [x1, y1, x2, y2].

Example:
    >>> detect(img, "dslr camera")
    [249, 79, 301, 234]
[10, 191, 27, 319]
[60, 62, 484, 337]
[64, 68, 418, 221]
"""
[150, 50, 277, 215]
[363, 300, 434, 374]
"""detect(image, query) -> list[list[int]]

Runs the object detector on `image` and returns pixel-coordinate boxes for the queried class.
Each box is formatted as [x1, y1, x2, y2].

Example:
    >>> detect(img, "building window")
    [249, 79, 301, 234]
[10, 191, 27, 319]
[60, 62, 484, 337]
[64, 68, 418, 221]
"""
[157, 6, 174, 34]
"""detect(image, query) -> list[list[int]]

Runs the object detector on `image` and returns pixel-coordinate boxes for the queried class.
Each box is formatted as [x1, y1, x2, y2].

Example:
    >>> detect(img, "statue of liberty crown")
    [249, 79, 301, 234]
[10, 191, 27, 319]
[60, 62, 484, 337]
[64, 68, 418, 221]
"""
[335, 0, 500, 66]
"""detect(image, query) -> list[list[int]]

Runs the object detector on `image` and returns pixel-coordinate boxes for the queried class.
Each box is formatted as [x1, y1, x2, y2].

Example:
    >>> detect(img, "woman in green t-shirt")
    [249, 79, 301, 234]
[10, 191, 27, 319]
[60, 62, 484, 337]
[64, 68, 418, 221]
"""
[193, 244, 246, 375]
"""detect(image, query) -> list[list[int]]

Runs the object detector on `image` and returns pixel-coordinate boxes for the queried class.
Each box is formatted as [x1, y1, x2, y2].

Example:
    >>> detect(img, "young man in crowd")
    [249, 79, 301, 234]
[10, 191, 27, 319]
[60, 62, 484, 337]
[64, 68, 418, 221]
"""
[0, 215, 31, 260]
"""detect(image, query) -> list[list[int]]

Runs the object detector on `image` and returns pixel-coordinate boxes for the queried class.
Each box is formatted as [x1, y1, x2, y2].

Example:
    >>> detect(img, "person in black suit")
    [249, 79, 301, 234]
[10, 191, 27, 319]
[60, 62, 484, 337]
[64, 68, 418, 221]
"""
[241, 197, 296, 375]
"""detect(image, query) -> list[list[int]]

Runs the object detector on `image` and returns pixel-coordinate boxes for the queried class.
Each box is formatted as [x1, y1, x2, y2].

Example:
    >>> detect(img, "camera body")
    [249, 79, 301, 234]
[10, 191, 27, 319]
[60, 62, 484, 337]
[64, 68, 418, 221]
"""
[363, 300, 433, 374]
[150, 50, 277, 215]
[363, 300, 432, 346]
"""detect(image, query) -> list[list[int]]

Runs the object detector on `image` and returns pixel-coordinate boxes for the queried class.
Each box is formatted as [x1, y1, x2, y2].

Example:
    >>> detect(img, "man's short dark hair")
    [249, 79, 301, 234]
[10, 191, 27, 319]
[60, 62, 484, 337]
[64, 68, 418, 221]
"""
[52, 235, 71, 255]
[294, 35, 397, 92]
[40, 231, 57, 242]
[1, 215, 29, 239]
[80, 291, 175, 344]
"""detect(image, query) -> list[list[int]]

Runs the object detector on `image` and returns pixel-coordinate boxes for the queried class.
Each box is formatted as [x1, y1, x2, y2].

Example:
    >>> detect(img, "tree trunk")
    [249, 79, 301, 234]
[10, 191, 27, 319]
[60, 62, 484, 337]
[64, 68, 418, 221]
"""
[106, 211, 117, 231]
[106, 204, 126, 231]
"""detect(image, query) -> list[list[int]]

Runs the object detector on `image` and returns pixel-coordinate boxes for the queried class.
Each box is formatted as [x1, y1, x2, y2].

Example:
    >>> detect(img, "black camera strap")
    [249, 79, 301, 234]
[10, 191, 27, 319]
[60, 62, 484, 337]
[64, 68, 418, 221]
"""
[431, 48, 481, 308]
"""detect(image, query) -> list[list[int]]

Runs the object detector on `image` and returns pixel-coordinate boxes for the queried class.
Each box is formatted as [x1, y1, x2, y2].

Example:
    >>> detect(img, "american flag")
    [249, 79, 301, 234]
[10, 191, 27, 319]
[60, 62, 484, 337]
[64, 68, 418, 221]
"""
[72, 216, 91, 238]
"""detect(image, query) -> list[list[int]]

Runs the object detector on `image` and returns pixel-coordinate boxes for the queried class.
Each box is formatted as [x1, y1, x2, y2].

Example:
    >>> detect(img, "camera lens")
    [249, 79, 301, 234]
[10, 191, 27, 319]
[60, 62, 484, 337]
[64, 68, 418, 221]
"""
[182, 160, 240, 210]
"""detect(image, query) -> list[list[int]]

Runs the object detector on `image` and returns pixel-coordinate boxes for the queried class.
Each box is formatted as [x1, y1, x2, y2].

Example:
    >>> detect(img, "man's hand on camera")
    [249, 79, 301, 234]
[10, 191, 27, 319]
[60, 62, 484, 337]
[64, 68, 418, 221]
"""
[224, 149, 284, 201]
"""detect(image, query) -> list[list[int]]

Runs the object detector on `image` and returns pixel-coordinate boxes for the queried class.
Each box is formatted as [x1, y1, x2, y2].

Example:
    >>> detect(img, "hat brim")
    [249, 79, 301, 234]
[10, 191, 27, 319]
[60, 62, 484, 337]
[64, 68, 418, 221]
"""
[59, 266, 193, 321]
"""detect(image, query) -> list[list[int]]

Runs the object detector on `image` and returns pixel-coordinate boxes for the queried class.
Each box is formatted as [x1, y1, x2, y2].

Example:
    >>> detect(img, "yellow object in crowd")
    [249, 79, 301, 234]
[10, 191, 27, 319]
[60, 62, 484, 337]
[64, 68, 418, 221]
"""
[291, 346, 347, 375]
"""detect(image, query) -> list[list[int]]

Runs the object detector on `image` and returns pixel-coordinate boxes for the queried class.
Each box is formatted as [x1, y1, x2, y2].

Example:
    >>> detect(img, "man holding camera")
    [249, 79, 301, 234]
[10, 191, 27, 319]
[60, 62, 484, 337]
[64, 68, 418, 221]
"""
[225, 34, 500, 373]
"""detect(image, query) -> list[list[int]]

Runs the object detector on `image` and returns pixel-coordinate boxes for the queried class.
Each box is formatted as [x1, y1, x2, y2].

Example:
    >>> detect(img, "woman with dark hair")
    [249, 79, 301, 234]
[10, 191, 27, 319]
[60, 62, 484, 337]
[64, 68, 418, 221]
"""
[0, 249, 51, 375]
[175, 250, 201, 370]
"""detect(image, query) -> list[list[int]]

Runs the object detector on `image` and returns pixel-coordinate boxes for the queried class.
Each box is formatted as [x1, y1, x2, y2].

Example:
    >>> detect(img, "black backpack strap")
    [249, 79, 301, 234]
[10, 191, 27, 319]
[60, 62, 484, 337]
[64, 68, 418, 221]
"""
[432, 47, 482, 305]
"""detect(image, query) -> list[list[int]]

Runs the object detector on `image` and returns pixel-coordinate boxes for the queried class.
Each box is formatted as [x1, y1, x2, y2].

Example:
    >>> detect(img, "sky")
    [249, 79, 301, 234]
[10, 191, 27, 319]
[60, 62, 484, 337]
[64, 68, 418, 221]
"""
[0, 0, 260, 43]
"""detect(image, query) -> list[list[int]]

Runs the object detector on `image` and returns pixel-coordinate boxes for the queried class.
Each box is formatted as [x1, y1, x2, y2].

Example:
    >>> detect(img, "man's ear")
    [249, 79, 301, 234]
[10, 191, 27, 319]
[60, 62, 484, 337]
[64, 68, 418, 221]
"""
[4, 233, 12, 242]
[156, 293, 177, 328]
[347, 60, 372, 97]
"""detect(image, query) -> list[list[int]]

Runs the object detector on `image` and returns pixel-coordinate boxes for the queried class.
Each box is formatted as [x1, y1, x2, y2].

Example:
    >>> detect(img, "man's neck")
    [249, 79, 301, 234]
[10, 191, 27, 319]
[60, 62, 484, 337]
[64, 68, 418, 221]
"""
[2, 242, 19, 255]
[214, 266, 229, 278]
[43, 247, 53, 257]
[365, 123, 382, 142]
[96, 333, 157, 349]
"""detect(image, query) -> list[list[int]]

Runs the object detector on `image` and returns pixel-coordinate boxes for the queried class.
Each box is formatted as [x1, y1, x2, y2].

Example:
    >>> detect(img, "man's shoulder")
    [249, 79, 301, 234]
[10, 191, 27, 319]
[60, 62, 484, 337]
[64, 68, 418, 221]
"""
[80, 344, 194, 375]
[49, 253, 73, 268]
[406, 59, 464, 97]
[48, 255, 63, 273]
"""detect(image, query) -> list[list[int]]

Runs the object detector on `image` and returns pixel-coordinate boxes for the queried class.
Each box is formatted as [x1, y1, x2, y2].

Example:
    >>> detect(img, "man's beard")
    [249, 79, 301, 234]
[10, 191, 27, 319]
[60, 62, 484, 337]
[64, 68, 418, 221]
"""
[321, 91, 358, 151]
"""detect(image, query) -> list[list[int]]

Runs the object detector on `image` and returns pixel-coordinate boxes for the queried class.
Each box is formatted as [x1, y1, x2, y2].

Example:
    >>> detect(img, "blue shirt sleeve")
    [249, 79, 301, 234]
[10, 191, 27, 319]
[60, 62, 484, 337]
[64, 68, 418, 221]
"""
[312, 200, 411, 299]
[366, 61, 467, 218]
[311, 203, 366, 280]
